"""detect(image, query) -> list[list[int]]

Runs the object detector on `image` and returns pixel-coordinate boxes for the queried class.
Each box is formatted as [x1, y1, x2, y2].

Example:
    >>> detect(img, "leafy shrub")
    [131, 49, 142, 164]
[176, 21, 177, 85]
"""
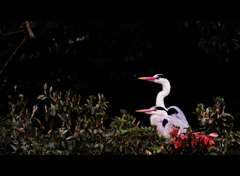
[1, 84, 240, 155]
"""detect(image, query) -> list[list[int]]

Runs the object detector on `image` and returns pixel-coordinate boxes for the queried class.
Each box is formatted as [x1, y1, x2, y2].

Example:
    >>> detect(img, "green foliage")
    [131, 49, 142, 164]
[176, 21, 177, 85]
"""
[192, 97, 240, 155]
[1, 85, 240, 155]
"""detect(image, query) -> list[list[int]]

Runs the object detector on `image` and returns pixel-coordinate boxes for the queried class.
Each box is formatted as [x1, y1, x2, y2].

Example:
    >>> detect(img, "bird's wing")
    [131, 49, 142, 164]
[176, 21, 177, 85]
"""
[150, 114, 165, 136]
[167, 106, 189, 127]
[164, 115, 188, 135]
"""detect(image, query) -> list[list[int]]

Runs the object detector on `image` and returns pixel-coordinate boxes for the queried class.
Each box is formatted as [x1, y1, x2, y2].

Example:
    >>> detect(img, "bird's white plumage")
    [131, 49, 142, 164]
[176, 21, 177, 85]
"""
[138, 74, 190, 136]
[167, 106, 189, 127]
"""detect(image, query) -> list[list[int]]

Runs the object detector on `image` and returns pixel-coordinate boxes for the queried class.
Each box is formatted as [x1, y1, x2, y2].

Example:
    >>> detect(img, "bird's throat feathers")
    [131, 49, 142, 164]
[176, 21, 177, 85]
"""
[156, 83, 171, 108]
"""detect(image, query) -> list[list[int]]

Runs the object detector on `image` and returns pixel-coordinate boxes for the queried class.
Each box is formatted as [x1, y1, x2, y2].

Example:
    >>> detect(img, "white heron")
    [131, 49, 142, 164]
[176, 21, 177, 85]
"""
[137, 74, 189, 135]
[136, 106, 187, 136]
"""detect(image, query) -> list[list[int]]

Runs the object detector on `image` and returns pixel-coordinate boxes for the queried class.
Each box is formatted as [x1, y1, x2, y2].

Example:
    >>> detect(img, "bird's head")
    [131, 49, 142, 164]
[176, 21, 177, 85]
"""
[138, 74, 170, 86]
[135, 106, 156, 115]
[136, 106, 170, 118]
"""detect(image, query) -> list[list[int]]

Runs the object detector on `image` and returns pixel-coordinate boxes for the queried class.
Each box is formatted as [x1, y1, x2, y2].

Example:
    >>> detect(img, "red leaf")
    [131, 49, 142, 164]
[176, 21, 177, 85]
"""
[194, 132, 203, 138]
[174, 139, 179, 149]
[191, 135, 197, 148]
[174, 138, 181, 149]
[172, 138, 176, 144]
[200, 136, 205, 143]
[209, 132, 218, 137]
[18, 128, 24, 132]
[208, 137, 216, 147]
[204, 136, 209, 145]
[177, 137, 182, 148]
[180, 133, 187, 140]
[177, 129, 181, 136]
[174, 128, 178, 137]
[181, 139, 186, 148]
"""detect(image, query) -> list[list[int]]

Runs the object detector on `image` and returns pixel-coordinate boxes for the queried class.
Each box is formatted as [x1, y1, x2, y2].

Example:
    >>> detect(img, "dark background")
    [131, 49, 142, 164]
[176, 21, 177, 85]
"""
[1, 21, 240, 131]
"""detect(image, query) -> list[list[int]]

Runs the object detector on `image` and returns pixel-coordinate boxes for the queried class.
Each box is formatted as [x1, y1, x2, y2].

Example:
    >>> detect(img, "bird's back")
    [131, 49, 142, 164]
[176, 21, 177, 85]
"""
[167, 106, 189, 127]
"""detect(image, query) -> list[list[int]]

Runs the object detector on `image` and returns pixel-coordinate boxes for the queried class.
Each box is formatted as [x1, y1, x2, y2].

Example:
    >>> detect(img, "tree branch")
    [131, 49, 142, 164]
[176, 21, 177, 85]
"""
[0, 29, 26, 37]
[25, 21, 36, 38]
[0, 35, 27, 75]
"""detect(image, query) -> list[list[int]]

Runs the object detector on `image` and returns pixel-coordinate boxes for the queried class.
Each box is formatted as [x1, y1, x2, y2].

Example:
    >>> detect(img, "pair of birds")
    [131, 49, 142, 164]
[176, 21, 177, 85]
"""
[136, 74, 189, 137]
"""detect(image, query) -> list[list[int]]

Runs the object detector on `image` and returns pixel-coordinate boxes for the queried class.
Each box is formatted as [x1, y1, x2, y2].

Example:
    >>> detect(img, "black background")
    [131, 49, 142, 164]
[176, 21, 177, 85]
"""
[1, 21, 240, 132]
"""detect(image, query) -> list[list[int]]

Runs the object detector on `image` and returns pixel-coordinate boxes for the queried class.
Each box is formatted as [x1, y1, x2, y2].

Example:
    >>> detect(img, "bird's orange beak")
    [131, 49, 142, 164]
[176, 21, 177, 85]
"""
[136, 109, 155, 113]
[138, 77, 156, 81]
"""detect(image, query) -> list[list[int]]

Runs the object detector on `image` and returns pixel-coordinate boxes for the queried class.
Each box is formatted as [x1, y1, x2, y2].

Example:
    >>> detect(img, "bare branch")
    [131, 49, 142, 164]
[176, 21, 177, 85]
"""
[25, 21, 36, 38]
[0, 30, 26, 37]
[0, 35, 27, 75]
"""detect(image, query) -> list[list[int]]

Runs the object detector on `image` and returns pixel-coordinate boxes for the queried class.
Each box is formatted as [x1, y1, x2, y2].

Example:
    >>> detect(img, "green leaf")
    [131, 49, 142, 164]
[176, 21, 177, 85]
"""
[66, 136, 74, 140]
[80, 129, 85, 134]
[106, 139, 113, 144]
[74, 107, 80, 115]
[94, 143, 99, 148]
[34, 117, 42, 126]
[88, 129, 93, 134]
[113, 141, 116, 147]
[231, 137, 236, 143]
[120, 145, 123, 152]
[91, 107, 95, 115]
[62, 130, 68, 135]
[210, 152, 218, 155]
[221, 117, 226, 121]
[86, 99, 91, 105]
[213, 137, 222, 142]
[37, 95, 47, 100]
[97, 129, 103, 134]
[209, 119, 213, 124]
[73, 132, 79, 138]
[200, 118, 207, 126]
[10, 144, 17, 151]
[52, 108, 56, 116]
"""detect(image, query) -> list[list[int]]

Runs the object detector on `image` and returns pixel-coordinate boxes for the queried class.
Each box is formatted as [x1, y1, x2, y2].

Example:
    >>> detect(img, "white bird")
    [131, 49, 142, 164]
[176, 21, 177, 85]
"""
[136, 106, 187, 136]
[137, 74, 189, 134]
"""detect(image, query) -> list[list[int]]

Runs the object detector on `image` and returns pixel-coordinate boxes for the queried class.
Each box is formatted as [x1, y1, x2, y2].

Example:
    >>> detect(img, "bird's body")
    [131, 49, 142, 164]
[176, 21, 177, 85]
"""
[137, 74, 189, 136]
[137, 106, 187, 136]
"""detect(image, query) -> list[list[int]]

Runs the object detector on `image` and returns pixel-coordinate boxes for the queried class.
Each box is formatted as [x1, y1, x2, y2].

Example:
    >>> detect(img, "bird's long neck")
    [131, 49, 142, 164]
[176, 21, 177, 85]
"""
[156, 81, 171, 109]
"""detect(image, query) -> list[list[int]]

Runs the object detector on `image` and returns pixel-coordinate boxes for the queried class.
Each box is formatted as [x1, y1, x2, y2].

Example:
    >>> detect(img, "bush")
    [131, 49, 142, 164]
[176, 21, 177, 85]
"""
[1, 84, 240, 155]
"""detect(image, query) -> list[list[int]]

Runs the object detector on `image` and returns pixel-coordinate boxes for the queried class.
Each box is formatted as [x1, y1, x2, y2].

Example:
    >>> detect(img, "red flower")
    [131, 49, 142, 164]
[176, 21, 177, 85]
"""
[170, 147, 173, 152]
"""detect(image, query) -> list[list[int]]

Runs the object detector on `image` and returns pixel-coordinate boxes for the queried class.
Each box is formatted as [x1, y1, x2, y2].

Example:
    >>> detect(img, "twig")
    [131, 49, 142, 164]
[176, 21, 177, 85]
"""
[0, 30, 26, 37]
[0, 35, 27, 75]
[25, 21, 36, 38]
